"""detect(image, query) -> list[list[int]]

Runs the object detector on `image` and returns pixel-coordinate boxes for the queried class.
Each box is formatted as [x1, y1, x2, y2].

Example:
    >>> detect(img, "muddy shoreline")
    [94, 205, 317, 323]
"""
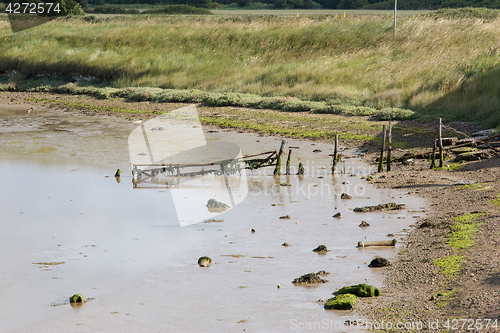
[2, 91, 500, 331]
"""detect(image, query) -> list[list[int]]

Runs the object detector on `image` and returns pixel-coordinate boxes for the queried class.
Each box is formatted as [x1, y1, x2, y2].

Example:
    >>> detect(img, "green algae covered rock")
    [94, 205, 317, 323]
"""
[324, 294, 357, 310]
[69, 294, 87, 303]
[336, 283, 380, 297]
[198, 256, 212, 267]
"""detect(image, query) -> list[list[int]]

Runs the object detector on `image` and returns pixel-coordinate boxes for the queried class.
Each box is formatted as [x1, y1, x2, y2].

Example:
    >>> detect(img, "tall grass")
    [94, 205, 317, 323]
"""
[1, 12, 500, 128]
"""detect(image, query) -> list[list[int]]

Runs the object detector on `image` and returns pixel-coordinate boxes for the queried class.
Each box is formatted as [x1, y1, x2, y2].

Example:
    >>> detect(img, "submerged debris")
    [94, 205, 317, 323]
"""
[312, 245, 328, 253]
[335, 283, 380, 297]
[353, 203, 405, 212]
[368, 257, 391, 268]
[297, 163, 304, 175]
[292, 272, 328, 284]
[279, 215, 291, 220]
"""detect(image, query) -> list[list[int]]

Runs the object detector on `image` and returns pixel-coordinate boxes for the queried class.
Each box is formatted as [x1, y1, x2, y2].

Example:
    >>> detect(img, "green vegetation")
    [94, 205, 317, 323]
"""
[461, 182, 491, 191]
[324, 294, 357, 310]
[434, 212, 487, 275]
[447, 212, 486, 249]
[336, 283, 380, 297]
[1, 14, 500, 129]
[434, 289, 460, 307]
[491, 194, 500, 208]
[433, 255, 466, 275]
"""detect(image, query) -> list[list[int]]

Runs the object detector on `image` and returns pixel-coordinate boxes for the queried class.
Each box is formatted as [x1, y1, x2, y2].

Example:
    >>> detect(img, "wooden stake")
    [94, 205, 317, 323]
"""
[273, 140, 286, 176]
[332, 134, 338, 174]
[438, 118, 444, 168]
[378, 125, 386, 173]
[285, 149, 292, 175]
[387, 122, 392, 172]
[430, 134, 436, 169]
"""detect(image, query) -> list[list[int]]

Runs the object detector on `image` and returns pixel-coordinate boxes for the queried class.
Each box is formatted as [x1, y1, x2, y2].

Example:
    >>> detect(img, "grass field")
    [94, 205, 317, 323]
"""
[0, 9, 499, 129]
[211, 9, 433, 16]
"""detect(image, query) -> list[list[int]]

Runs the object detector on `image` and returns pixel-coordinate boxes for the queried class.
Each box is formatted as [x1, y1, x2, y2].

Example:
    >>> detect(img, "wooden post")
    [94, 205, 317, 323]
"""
[393, 0, 397, 38]
[332, 134, 338, 174]
[285, 149, 292, 175]
[438, 118, 444, 168]
[387, 122, 392, 172]
[273, 140, 286, 176]
[430, 134, 436, 169]
[378, 125, 386, 173]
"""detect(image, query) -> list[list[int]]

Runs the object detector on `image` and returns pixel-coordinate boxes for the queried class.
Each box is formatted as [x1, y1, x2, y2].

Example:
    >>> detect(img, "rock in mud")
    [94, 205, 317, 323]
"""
[206, 199, 229, 209]
[198, 256, 212, 267]
[282, 242, 291, 247]
[332, 212, 341, 218]
[279, 215, 291, 220]
[368, 257, 390, 268]
[340, 193, 352, 199]
[312, 245, 328, 253]
[292, 272, 328, 284]
[313, 149, 322, 153]
[69, 294, 87, 303]
[335, 283, 380, 297]
[359, 221, 370, 227]
[324, 294, 357, 310]
[419, 221, 433, 228]
[353, 202, 404, 212]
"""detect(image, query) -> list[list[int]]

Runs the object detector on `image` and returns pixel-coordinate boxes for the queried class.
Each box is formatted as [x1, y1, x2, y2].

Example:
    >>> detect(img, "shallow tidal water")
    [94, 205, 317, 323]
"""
[0, 105, 426, 332]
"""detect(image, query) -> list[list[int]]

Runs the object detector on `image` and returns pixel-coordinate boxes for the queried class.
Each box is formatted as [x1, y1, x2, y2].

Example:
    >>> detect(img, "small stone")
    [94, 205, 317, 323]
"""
[312, 245, 328, 253]
[368, 257, 390, 268]
[279, 215, 291, 219]
[282, 242, 291, 247]
[333, 212, 341, 218]
[198, 256, 212, 267]
[277, 284, 281, 288]
[340, 193, 352, 199]
[69, 294, 87, 304]
[292, 272, 328, 284]
[251, 229, 255, 233]
[359, 221, 370, 227]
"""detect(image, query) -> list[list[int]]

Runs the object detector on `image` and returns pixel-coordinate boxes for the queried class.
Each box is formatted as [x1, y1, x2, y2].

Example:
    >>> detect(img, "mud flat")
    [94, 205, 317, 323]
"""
[0, 102, 429, 332]
[2, 92, 499, 331]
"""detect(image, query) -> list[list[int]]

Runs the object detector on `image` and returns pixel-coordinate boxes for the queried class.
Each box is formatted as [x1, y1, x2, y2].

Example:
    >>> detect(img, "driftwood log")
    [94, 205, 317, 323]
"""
[357, 239, 397, 247]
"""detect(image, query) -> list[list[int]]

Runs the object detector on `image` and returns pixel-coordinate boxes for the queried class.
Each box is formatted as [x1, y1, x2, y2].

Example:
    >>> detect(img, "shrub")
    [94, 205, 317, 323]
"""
[88, 6, 140, 14]
[142, 5, 212, 15]
[375, 108, 416, 120]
